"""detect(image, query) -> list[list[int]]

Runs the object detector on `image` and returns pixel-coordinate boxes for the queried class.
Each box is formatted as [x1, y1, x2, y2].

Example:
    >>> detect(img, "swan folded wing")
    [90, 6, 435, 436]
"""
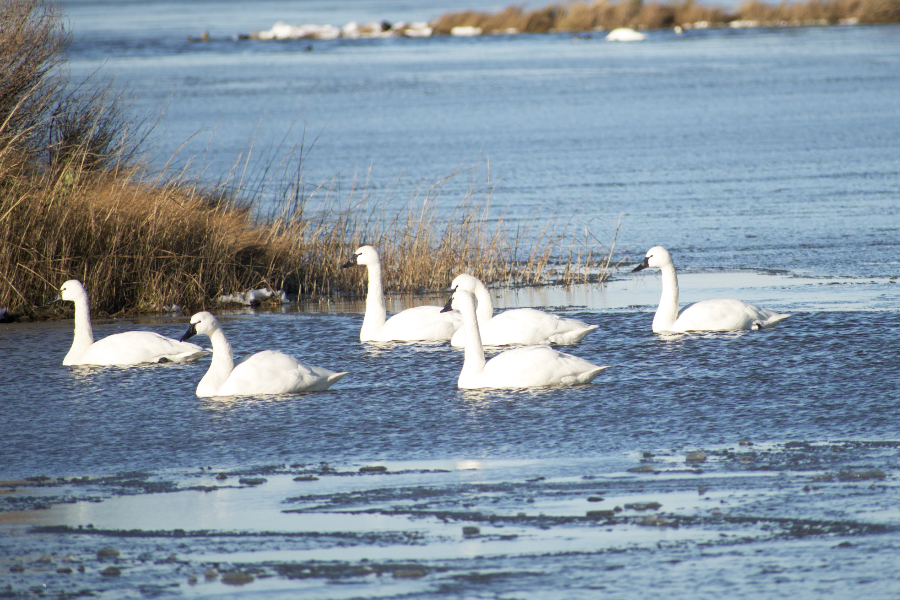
[79, 331, 207, 365]
[494, 308, 597, 345]
[479, 346, 608, 388]
[675, 299, 788, 332]
[377, 305, 462, 341]
[480, 309, 559, 345]
[221, 350, 345, 395]
[455, 308, 597, 347]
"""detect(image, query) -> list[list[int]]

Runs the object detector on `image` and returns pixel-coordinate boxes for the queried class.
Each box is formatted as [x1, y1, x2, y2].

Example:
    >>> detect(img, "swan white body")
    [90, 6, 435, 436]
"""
[56, 280, 206, 366]
[181, 312, 347, 397]
[444, 289, 608, 389]
[633, 246, 791, 333]
[449, 274, 598, 347]
[341, 245, 462, 342]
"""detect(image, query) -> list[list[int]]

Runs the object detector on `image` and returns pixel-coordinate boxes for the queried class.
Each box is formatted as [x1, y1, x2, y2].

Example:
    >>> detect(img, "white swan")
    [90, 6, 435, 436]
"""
[54, 279, 206, 366]
[442, 288, 608, 389]
[180, 311, 347, 397]
[340, 245, 462, 342]
[632, 246, 791, 333]
[449, 274, 598, 347]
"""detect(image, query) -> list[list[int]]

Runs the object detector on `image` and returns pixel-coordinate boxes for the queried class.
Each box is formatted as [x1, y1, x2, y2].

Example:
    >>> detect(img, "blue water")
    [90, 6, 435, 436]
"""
[3, 2, 900, 598]
[2, 309, 899, 477]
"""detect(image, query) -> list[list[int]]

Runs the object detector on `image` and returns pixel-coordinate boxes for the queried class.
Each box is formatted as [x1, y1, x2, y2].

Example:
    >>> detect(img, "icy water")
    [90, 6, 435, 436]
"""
[3, 0, 900, 598]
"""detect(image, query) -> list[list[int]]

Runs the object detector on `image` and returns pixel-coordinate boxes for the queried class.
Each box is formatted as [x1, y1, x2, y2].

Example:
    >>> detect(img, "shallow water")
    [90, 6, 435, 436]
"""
[2, 278, 899, 478]
[3, 1, 900, 598]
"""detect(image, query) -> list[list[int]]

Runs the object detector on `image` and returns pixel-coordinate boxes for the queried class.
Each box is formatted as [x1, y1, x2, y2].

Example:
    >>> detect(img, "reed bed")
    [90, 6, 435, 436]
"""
[431, 0, 900, 34]
[1, 0, 619, 319]
[1, 154, 621, 317]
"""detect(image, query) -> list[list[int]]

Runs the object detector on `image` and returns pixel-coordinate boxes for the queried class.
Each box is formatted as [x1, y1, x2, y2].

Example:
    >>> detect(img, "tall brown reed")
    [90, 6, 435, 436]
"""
[260, 161, 621, 300]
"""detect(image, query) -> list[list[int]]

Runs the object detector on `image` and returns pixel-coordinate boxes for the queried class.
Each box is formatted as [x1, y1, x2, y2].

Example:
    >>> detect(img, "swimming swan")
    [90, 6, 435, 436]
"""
[341, 245, 462, 342]
[442, 288, 608, 389]
[632, 246, 791, 333]
[449, 274, 598, 347]
[180, 311, 348, 397]
[54, 279, 206, 366]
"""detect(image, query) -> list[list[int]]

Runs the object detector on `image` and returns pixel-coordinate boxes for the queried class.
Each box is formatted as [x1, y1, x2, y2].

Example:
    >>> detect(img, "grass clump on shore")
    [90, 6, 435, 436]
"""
[431, 0, 900, 34]
[0, 0, 619, 320]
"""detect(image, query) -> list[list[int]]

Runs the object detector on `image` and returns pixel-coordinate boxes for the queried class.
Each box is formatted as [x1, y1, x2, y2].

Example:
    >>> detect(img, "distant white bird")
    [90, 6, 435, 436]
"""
[340, 245, 461, 342]
[181, 311, 347, 397]
[632, 246, 791, 333]
[449, 274, 598, 347]
[443, 288, 608, 389]
[54, 279, 206, 366]
[606, 27, 646, 41]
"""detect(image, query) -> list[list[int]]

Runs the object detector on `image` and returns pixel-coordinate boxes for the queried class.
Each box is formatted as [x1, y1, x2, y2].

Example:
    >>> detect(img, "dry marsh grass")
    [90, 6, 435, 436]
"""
[431, 0, 900, 33]
[736, 0, 899, 24]
[1, 0, 620, 319]
[266, 164, 623, 300]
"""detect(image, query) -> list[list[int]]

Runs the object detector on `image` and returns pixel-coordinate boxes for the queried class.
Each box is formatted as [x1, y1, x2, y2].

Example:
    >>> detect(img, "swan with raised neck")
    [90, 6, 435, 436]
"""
[340, 245, 461, 342]
[180, 311, 348, 397]
[54, 279, 206, 366]
[449, 273, 598, 347]
[632, 246, 791, 333]
[441, 288, 608, 389]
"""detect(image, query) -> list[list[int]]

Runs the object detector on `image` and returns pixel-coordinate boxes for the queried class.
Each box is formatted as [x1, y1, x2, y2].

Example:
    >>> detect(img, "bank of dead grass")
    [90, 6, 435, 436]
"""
[1, 157, 620, 317]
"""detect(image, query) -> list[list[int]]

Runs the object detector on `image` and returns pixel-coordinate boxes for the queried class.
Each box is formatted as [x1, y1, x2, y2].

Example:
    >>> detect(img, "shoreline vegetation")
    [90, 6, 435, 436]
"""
[1, 0, 619, 323]
[234, 0, 900, 41]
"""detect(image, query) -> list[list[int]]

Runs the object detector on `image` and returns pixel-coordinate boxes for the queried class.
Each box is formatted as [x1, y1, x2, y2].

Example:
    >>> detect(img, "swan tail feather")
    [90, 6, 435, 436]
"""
[549, 323, 599, 345]
[327, 372, 349, 385]
[755, 312, 791, 330]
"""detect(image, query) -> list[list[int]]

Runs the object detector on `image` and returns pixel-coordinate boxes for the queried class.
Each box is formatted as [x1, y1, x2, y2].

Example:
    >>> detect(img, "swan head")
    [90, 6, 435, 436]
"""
[56, 279, 88, 303]
[632, 246, 672, 272]
[441, 286, 475, 313]
[181, 311, 220, 341]
[450, 273, 479, 293]
[341, 245, 379, 269]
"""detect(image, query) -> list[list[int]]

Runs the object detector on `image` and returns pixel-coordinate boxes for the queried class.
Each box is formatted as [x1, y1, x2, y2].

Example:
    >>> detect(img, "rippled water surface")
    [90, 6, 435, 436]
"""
[2, 1, 900, 598]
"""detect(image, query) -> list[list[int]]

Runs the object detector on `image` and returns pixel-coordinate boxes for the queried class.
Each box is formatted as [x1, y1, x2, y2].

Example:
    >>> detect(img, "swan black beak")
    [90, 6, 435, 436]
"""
[440, 286, 456, 313]
[632, 256, 650, 273]
[45, 293, 62, 307]
[180, 322, 198, 342]
[340, 253, 358, 269]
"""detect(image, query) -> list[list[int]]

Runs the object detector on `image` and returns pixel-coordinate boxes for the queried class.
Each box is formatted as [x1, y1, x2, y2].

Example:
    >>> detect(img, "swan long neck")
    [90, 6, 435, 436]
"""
[361, 261, 387, 339]
[653, 262, 680, 331]
[65, 294, 94, 364]
[200, 327, 234, 395]
[473, 280, 494, 324]
[458, 295, 486, 382]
